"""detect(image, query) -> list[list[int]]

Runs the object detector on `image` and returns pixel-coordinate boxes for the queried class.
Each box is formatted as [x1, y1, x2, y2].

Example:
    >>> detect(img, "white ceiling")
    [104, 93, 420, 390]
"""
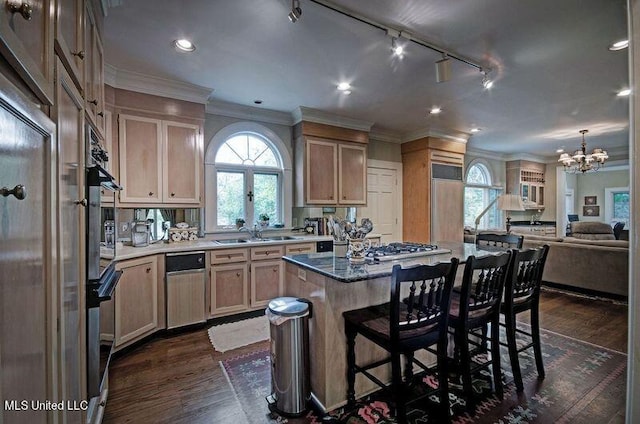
[103, 0, 629, 158]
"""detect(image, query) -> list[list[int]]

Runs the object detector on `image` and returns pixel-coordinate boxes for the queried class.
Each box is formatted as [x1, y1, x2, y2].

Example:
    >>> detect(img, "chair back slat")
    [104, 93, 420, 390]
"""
[507, 245, 550, 304]
[476, 233, 524, 249]
[390, 260, 459, 341]
[460, 252, 512, 317]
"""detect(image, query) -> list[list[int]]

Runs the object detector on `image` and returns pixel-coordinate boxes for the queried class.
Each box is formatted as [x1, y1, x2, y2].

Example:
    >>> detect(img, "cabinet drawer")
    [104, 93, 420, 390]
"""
[251, 245, 284, 260]
[210, 248, 249, 264]
[286, 243, 316, 255]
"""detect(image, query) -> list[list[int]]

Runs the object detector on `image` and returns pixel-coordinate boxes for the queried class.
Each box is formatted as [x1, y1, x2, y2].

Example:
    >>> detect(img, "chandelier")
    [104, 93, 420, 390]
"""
[558, 129, 608, 173]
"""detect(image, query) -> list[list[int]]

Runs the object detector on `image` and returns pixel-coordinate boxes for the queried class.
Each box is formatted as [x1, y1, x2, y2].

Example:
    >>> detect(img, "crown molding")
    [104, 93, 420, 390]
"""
[206, 100, 294, 126]
[465, 148, 508, 161]
[369, 127, 402, 144]
[401, 126, 469, 144]
[503, 152, 550, 163]
[104, 64, 213, 104]
[292, 106, 374, 132]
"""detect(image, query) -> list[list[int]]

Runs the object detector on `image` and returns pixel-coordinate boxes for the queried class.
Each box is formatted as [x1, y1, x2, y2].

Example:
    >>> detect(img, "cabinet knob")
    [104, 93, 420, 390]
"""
[265, 251, 270, 255]
[89, 99, 98, 106]
[148, 192, 154, 196]
[236, 272, 240, 277]
[146, 267, 151, 273]
[170, 192, 175, 197]
[97, 111, 104, 118]
[343, 196, 346, 200]
[1, 184, 26, 200]
[7, 1, 32, 20]
[329, 195, 333, 199]
[227, 255, 232, 259]
[74, 199, 87, 207]
[71, 50, 85, 60]
[273, 268, 277, 273]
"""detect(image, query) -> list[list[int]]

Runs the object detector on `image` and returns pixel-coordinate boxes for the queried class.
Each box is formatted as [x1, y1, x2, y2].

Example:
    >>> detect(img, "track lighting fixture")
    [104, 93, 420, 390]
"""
[435, 54, 451, 83]
[288, 0, 302, 23]
[391, 37, 404, 57]
[481, 69, 494, 89]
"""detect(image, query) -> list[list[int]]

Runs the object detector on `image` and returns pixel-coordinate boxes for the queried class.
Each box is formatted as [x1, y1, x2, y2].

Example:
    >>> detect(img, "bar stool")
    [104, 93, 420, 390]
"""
[343, 260, 459, 423]
[501, 245, 549, 391]
[448, 251, 512, 407]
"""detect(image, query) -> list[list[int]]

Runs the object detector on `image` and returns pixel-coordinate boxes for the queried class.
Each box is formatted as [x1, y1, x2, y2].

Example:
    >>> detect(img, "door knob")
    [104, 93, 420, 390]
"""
[7, 1, 32, 20]
[1, 184, 26, 200]
[71, 50, 85, 60]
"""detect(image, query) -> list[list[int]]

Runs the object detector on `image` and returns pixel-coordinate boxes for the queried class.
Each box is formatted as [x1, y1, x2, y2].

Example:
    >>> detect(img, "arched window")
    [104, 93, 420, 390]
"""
[213, 132, 283, 228]
[464, 162, 502, 229]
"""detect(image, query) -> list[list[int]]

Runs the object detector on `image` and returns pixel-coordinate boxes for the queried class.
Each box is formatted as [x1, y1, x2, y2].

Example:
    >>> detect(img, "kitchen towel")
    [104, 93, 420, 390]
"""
[207, 315, 269, 352]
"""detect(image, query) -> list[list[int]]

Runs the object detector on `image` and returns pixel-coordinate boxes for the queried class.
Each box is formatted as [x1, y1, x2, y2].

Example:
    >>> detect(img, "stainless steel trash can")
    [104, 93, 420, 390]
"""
[266, 297, 311, 417]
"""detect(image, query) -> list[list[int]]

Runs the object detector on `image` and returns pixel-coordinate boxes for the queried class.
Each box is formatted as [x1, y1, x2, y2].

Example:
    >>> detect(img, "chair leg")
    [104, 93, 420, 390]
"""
[437, 339, 451, 423]
[531, 306, 545, 380]
[404, 351, 414, 383]
[481, 323, 489, 352]
[490, 320, 504, 399]
[456, 327, 473, 404]
[391, 351, 407, 423]
[505, 312, 524, 391]
[345, 324, 357, 407]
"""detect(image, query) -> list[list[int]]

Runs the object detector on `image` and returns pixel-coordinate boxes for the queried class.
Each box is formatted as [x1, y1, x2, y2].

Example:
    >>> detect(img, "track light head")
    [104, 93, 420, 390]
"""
[481, 69, 494, 89]
[435, 55, 451, 83]
[391, 37, 404, 57]
[288, 0, 302, 22]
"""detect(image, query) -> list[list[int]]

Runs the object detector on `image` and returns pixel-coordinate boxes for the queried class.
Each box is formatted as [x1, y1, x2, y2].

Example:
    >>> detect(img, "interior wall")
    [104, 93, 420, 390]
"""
[368, 139, 402, 162]
[574, 169, 629, 222]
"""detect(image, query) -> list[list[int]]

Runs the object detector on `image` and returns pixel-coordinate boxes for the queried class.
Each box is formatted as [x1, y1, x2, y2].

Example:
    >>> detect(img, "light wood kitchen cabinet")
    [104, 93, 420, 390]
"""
[166, 269, 206, 329]
[54, 0, 84, 91]
[0, 0, 55, 105]
[401, 137, 466, 243]
[250, 259, 284, 308]
[100, 110, 114, 203]
[294, 121, 369, 207]
[506, 160, 546, 209]
[54, 57, 86, 423]
[114, 256, 159, 347]
[210, 262, 249, 316]
[83, 0, 105, 136]
[118, 114, 202, 205]
[285, 243, 316, 255]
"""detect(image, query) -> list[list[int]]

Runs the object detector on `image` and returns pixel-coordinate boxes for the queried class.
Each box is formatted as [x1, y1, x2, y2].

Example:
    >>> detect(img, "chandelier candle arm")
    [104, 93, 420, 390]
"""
[558, 129, 608, 173]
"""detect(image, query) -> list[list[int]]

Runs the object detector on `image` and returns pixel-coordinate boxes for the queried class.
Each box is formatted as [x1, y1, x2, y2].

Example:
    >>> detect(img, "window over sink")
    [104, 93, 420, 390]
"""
[205, 122, 293, 232]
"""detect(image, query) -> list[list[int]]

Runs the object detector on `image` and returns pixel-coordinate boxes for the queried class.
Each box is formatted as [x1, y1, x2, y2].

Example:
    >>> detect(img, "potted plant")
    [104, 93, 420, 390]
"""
[235, 218, 245, 229]
[258, 213, 270, 228]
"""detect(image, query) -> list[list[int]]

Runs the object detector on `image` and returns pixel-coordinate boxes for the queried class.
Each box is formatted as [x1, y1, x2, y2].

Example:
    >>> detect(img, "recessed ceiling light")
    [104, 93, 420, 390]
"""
[556, 148, 564, 153]
[337, 82, 351, 91]
[617, 88, 631, 97]
[470, 127, 480, 133]
[429, 107, 442, 115]
[174, 39, 195, 52]
[254, 100, 263, 105]
[609, 39, 629, 51]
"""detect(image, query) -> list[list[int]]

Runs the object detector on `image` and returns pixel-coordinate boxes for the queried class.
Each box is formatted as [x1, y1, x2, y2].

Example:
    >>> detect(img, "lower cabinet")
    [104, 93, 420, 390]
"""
[210, 262, 249, 316]
[250, 259, 284, 308]
[114, 256, 159, 348]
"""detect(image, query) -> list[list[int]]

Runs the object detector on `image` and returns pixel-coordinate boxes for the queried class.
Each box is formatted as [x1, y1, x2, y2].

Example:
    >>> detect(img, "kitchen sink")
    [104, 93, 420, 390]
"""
[215, 239, 249, 244]
[263, 236, 300, 241]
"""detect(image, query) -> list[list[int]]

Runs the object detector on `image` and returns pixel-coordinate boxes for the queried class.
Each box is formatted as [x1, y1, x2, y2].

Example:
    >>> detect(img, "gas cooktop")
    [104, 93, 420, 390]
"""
[365, 242, 451, 262]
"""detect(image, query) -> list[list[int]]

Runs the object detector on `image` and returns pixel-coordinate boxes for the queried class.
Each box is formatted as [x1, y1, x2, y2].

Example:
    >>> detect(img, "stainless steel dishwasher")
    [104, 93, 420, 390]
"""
[165, 251, 206, 329]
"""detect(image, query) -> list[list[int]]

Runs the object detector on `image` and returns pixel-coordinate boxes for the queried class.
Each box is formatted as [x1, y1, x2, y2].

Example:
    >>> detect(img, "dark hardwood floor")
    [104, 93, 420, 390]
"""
[102, 288, 628, 423]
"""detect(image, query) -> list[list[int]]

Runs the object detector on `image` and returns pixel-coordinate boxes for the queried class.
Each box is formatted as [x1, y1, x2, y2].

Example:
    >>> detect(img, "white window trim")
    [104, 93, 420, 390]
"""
[604, 186, 630, 228]
[204, 122, 292, 233]
[464, 160, 504, 229]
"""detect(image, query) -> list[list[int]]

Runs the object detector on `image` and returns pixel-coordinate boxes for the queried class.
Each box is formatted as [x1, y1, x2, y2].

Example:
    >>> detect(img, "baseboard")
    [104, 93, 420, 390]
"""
[542, 281, 628, 302]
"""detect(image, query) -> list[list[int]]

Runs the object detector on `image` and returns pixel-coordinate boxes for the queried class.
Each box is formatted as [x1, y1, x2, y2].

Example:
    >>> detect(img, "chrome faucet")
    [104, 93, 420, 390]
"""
[530, 211, 541, 224]
[239, 224, 262, 240]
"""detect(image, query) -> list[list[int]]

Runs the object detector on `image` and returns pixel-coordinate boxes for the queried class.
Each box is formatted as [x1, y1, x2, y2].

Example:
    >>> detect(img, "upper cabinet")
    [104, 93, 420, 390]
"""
[506, 160, 546, 209]
[83, 1, 105, 135]
[54, 0, 84, 90]
[118, 114, 202, 206]
[0, 0, 55, 104]
[294, 121, 368, 206]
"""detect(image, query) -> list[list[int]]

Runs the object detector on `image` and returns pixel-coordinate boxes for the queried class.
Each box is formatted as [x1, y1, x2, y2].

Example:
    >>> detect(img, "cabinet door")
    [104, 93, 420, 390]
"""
[306, 139, 337, 204]
[163, 121, 201, 204]
[250, 260, 283, 308]
[0, 76, 56, 424]
[55, 58, 86, 423]
[211, 263, 249, 316]
[338, 143, 367, 205]
[100, 110, 113, 203]
[0, 0, 54, 104]
[90, 27, 105, 134]
[118, 114, 163, 203]
[54, 0, 84, 90]
[114, 256, 158, 347]
[285, 243, 316, 255]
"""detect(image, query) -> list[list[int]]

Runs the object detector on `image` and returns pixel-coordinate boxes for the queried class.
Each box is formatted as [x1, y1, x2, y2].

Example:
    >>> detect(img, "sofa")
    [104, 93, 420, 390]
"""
[463, 225, 629, 297]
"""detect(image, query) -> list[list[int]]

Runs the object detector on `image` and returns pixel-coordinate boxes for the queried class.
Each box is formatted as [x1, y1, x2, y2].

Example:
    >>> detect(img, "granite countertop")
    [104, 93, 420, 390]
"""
[282, 241, 504, 283]
[112, 234, 333, 261]
[510, 221, 556, 226]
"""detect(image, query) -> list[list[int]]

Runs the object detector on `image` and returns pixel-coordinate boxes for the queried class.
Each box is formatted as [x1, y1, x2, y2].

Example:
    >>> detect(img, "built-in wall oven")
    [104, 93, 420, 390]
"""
[85, 125, 122, 401]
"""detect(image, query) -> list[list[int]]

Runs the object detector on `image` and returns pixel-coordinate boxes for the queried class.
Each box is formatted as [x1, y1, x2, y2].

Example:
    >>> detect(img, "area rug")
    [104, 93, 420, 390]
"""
[220, 326, 627, 423]
[208, 315, 270, 352]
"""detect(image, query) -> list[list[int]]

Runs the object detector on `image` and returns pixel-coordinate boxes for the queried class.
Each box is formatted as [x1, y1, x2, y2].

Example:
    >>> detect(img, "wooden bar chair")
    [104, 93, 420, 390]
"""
[476, 233, 524, 249]
[501, 245, 550, 391]
[343, 260, 459, 423]
[449, 251, 512, 407]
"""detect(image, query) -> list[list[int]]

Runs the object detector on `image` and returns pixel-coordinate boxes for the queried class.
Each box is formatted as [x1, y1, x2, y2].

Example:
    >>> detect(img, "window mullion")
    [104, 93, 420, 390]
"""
[246, 169, 254, 225]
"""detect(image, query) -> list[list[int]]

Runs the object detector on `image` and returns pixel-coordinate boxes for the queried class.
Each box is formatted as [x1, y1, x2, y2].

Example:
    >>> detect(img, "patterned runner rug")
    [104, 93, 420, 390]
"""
[220, 326, 627, 423]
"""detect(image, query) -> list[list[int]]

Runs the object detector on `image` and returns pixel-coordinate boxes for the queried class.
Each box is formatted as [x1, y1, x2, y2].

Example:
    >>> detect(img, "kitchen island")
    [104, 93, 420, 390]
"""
[282, 241, 499, 411]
